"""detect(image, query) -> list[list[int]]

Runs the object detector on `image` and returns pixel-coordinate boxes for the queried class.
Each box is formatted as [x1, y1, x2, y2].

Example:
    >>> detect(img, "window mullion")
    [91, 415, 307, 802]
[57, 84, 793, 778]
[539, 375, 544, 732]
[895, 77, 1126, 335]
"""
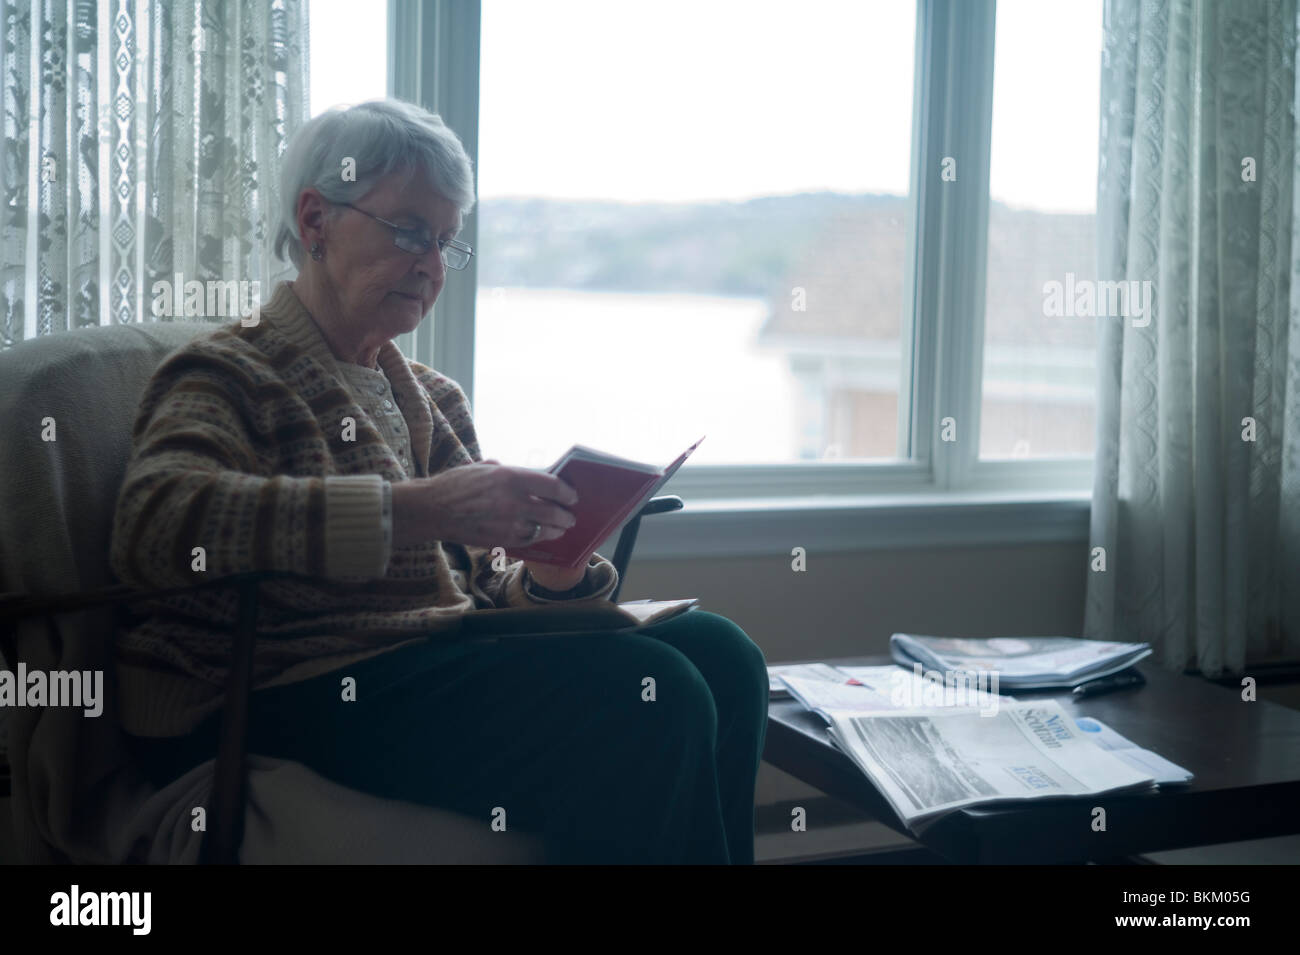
[899, 0, 930, 467]
[388, 1, 418, 364]
[388, 0, 481, 398]
[919, 0, 996, 491]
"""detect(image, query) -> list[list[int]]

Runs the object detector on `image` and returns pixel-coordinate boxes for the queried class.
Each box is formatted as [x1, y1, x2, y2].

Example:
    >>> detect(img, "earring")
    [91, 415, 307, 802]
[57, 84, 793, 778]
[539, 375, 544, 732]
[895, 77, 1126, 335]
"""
[310, 242, 323, 261]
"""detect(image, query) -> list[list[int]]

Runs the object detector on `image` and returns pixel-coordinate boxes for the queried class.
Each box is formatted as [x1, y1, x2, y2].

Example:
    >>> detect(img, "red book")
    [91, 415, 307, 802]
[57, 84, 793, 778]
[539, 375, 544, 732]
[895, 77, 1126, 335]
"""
[505, 436, 705, 568]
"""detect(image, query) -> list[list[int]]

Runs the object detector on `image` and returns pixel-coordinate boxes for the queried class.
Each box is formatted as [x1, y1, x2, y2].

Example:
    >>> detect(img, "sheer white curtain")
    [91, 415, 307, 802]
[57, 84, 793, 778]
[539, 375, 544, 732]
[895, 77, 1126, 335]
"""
[1085, 0, 1300, 674]
[0, 0, 309, 347]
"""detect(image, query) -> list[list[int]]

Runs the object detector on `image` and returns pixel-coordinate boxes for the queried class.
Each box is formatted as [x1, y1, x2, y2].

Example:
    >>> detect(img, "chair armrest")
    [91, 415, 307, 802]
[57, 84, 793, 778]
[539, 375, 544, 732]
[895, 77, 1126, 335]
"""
[0, 498, 685, 624]
[610, 495, 685, 601]
[201, 575, 261, 865]
[0, 570, 301, 677]
[0, 569, 316, 625]
[639, 495, 684, 518]
[0, 569, 298, 864]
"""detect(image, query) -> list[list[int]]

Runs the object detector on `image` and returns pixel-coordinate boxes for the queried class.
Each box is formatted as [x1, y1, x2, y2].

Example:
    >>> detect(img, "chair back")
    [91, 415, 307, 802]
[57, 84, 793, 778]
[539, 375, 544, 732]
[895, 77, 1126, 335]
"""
[0, 321, 221, 862]
[0, 321, 217, 594]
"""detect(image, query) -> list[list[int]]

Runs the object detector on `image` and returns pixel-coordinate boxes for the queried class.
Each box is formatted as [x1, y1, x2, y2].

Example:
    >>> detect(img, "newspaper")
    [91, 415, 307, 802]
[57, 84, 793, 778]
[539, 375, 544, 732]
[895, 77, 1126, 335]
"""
[890, 634, 1152, 689]
[767, 663, 846, 697]
[822, 699, 1158, 834]
[779, 665, 1014, 717]
[1074, 716, 1193, 785]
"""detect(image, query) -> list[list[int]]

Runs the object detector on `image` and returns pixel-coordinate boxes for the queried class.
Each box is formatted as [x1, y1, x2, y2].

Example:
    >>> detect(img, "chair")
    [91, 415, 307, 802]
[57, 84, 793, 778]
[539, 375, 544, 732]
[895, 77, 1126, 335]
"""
[0, 320, 682, 864]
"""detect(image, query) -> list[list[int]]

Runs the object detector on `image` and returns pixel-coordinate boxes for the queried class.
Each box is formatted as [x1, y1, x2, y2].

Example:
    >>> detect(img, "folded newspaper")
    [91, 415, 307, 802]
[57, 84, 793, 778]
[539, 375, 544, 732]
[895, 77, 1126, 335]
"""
[776, 664, 1015, 715]
[823, 698, 1161, 834]
[889, 634, 1152, 689]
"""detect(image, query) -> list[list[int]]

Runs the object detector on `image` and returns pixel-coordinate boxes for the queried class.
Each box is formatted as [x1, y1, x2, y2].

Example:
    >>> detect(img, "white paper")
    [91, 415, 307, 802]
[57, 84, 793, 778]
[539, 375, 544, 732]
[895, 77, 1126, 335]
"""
[767, 663, 844, 696]
[1073, 716, 1193, 785]
[822, 699, 1158, 834]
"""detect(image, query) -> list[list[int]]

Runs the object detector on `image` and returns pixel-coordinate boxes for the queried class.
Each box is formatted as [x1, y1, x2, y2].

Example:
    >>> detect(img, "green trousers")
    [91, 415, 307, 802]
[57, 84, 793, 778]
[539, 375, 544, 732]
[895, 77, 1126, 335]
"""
[125, 609, 769, 864]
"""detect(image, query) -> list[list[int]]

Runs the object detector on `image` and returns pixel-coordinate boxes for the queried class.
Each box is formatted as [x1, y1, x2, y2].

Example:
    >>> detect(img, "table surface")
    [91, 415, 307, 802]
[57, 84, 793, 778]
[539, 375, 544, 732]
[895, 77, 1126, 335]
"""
[763, 655, 1300, 863]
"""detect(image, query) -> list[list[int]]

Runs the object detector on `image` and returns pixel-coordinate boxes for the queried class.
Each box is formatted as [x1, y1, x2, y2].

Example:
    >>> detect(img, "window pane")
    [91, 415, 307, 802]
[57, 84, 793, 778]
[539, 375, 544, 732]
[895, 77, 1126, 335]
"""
[474, 0, 916, 467]
[309, 0, 387, 115]
[979, 0, 1102, 460]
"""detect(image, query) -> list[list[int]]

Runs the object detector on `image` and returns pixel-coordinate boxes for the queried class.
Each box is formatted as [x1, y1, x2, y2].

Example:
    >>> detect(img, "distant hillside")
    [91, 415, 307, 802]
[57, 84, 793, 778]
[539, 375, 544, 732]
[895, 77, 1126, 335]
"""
[476, 192, 1096, 346]
[475, 192, 902, 298]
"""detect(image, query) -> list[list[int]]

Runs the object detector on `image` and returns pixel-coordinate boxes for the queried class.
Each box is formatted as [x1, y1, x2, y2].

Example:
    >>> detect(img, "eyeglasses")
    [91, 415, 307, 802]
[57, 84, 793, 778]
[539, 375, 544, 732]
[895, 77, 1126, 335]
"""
[337, 202, 474, 270]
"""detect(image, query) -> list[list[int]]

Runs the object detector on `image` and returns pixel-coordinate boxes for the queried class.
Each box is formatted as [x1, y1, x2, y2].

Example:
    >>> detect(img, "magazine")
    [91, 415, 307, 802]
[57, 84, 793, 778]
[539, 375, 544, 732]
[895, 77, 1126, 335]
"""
[890, 634, 1153, 689]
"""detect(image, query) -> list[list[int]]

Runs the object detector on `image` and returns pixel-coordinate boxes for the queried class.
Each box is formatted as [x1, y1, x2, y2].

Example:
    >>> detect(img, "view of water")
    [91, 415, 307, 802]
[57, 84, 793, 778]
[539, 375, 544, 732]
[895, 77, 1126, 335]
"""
[472, 288, 800, 467]
[469, 286, 1097, 468]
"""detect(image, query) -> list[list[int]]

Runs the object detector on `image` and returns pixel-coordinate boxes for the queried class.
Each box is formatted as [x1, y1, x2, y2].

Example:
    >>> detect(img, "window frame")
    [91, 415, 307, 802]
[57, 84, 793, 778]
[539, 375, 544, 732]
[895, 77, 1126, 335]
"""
[387, 0, 481, 403]
[386, 0, 1093, 554]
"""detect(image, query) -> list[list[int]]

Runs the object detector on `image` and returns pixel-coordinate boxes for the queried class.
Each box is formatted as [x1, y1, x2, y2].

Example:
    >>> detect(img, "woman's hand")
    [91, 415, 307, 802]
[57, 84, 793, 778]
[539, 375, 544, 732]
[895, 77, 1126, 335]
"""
[391, 462, 578, 550]
[489, 457, 596, 591]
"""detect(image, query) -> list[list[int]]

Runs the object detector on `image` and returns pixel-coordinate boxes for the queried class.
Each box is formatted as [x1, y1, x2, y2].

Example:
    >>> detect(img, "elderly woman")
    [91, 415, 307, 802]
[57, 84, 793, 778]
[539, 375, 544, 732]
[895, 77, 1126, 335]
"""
[112, 98, 768, 865]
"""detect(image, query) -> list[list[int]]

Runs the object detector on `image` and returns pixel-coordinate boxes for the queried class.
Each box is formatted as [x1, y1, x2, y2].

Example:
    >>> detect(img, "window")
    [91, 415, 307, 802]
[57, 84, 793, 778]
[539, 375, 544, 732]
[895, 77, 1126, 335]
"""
[979, 0, 1103, 460]
[309, 0, 388, 115]
[473, 0, 916, 469]
[374, 0, 1100, 552]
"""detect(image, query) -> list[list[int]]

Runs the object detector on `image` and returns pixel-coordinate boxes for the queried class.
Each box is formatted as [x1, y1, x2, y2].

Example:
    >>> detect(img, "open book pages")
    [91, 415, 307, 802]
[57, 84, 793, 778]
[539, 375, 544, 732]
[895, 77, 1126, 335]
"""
[890, 634, 1153, 689]
[559, 445, 663, 473]
[459, 598, 699, 638]
[615, 598, 700, 626]
[821, 699, 1160, 835]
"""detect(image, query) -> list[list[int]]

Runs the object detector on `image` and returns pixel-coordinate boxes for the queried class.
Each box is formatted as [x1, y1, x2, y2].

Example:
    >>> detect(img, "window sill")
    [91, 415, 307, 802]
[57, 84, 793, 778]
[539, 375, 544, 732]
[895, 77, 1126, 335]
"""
[617, 490, 1091, 560]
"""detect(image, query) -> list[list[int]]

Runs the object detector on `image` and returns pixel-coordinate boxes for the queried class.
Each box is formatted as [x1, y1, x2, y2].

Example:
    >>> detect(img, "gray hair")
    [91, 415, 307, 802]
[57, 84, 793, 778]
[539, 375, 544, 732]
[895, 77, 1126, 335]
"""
[273, 98, 476, 269]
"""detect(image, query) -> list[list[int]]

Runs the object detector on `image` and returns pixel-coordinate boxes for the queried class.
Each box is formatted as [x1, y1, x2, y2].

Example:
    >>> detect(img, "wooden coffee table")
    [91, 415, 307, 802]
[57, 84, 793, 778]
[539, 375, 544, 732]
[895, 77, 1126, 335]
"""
[763, 654, 1300, 863]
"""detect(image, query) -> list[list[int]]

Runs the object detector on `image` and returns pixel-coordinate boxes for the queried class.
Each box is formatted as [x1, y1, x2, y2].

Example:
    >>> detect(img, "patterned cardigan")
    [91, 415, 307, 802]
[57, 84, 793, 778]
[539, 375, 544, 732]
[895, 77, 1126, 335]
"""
[110, 280, 617, 737]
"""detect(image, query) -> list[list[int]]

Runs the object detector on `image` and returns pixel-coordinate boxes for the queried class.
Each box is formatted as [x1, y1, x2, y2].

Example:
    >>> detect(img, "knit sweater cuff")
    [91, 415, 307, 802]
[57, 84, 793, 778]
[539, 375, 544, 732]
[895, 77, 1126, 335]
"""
[505, 554, 619, 606]
[324, 475, 390, 579]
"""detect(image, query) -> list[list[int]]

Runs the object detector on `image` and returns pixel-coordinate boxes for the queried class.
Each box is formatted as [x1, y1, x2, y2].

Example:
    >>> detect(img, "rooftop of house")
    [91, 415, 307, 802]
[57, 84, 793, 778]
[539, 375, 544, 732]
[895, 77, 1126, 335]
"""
[758, 200, 1099, 349]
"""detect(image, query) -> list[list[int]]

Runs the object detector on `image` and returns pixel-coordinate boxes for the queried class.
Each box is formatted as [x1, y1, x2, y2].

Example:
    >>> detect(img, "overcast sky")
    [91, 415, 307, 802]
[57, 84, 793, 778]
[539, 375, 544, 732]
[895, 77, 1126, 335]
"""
[310, 0, 1102, 213]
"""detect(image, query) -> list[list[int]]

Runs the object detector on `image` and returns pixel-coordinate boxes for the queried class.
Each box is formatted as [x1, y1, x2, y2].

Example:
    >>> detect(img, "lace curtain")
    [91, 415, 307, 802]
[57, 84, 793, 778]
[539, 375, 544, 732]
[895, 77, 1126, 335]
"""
[0, 0, 309, 347]
[1085, 0, 1300, 673]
